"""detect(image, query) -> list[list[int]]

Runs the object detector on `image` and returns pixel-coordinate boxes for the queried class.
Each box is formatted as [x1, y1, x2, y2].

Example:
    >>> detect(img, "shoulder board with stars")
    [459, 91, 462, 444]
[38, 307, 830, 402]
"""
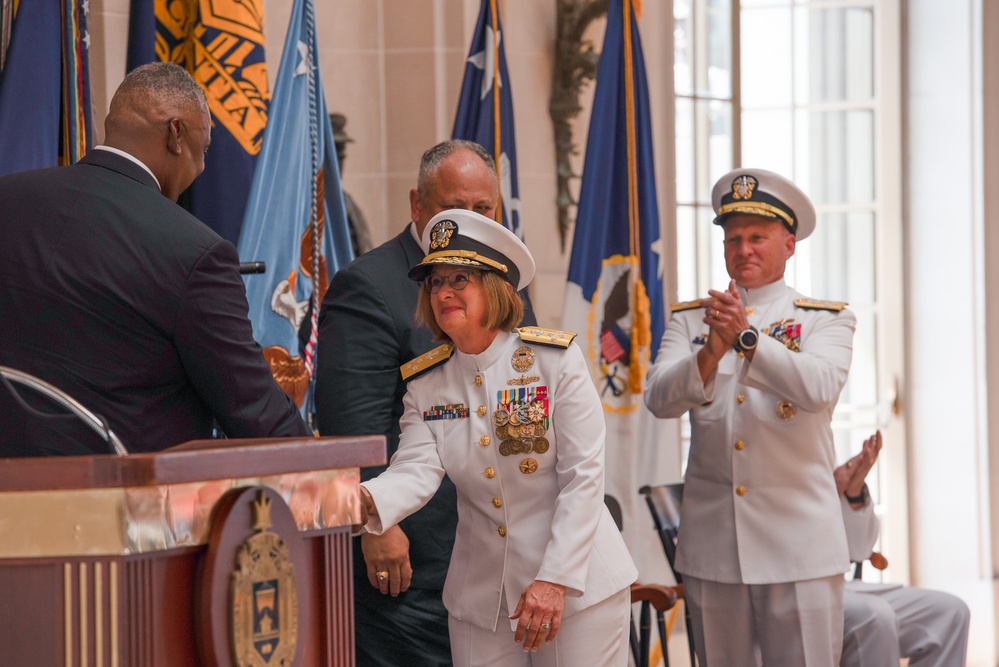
[794, 298, 848, 312]
[671, 299, 707, 313]
[400, 343, 455, 382]
[516, 327, 577, 349]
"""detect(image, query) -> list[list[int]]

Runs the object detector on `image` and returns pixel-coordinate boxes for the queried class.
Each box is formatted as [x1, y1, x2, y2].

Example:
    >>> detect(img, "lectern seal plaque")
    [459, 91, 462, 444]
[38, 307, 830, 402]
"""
[231, 491, 299, 667]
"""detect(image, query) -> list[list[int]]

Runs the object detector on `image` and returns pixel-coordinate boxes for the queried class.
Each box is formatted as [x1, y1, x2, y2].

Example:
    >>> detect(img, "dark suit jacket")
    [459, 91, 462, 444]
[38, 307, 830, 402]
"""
[0, 150, 309, 455]
[315, 229, 456, 591]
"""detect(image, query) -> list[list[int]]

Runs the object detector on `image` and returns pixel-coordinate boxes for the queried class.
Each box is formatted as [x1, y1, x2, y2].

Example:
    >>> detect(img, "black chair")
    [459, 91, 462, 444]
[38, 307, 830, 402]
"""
[0, 365, 127, 456]
[852, 549, 889, 579]
[630, 582, 678, 667]
[639, 483, 698, 666]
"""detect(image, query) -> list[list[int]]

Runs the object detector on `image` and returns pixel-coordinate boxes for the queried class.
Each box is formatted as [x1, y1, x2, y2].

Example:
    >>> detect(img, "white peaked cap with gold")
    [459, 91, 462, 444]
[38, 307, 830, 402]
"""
[408, 209, 536, 291]
[711, 167, 817, 240]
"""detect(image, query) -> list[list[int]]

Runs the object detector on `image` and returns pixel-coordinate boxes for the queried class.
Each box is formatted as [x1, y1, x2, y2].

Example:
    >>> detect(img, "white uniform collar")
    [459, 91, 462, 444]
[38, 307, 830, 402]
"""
[737, 277, 787, 307]
[454, 330, 515, 373]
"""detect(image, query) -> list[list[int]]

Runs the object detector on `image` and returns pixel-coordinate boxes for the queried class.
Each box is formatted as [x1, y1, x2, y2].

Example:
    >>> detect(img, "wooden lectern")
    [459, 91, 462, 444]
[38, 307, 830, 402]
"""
[0, 436, 385, 667]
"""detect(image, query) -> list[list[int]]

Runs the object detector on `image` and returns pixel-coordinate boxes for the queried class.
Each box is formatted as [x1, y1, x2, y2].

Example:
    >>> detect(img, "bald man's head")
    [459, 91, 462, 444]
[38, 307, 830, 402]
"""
[105, 62, 211, 201]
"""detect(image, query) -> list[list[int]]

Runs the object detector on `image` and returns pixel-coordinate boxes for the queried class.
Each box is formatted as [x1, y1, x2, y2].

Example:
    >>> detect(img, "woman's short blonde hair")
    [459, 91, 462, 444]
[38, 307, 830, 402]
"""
[416, 269, 524, 341]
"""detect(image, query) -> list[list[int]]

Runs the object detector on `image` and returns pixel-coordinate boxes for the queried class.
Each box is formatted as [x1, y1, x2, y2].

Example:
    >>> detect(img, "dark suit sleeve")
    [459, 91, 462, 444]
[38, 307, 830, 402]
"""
[173, 241, 310, 438]
[314, 266, 402, 452]
[519, 288, 538, 327]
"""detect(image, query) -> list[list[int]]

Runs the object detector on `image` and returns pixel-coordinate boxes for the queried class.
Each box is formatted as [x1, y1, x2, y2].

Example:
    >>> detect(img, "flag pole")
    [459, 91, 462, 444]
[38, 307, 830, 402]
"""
[489, 0, 503, 226]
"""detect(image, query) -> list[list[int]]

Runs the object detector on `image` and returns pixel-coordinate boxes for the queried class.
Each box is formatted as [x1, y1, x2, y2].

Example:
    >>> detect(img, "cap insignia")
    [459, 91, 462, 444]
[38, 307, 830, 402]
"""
[429, 219, 458, 250]
[732, 175, 757, 201]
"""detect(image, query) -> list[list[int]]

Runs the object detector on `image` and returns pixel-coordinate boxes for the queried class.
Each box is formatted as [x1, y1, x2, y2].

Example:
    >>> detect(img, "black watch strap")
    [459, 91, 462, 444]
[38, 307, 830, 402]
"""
[845, 484, 869, 505]
[734, 326, 759, 353]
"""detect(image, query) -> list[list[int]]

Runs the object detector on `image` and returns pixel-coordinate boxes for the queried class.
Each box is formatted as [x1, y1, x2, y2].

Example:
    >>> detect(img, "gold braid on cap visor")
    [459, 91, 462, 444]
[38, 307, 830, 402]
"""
[421, 250, 509, 274]
[717, 201, 796, 232]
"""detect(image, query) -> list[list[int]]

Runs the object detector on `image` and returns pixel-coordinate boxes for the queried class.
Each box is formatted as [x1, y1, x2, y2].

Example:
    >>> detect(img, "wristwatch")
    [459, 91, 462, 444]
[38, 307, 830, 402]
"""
[845, 484, 869, 505]
[734, 326, 759, 354]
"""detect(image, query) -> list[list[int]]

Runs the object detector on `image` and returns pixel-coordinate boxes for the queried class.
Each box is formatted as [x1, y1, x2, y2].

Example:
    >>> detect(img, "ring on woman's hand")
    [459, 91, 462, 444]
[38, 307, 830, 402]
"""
[540, 622, 551, 630]
[375, 571, 389, 582]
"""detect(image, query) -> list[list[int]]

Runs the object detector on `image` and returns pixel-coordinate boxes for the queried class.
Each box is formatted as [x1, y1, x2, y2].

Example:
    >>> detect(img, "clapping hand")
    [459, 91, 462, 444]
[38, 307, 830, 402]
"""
[834, 430, 882, 503]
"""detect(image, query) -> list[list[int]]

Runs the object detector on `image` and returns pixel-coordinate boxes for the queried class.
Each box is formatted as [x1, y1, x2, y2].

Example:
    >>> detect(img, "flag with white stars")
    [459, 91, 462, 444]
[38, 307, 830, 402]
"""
[452, 0, 523, 239]
[0, 0, 93, 176]
[561, 0, 671, 581]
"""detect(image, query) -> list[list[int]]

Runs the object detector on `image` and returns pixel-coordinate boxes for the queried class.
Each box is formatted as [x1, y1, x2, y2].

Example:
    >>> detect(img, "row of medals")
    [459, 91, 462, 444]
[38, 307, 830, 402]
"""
[492, 401, 549, 456]
[492, 345, 548, 457]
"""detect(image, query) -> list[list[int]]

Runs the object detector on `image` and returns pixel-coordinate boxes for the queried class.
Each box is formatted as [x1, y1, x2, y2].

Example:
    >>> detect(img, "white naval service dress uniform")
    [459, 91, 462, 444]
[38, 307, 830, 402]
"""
[644, 277, 855, 667]
[363, 328, 638, 667]
[840, 495, 970, 667]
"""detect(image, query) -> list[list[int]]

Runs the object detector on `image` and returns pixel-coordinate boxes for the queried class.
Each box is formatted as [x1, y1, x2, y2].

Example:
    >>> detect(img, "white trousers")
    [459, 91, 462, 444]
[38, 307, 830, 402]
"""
[841, 583, 970, 667]
[685, 574, 844, 667]
[447, 587, 631, 667]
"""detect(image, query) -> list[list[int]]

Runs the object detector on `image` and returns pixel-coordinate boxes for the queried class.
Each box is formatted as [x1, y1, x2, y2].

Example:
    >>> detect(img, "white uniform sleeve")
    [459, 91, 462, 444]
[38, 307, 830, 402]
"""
[361, 382, 446, 534]
[644, 311, 716, 418]
[841, 494, 879, 563]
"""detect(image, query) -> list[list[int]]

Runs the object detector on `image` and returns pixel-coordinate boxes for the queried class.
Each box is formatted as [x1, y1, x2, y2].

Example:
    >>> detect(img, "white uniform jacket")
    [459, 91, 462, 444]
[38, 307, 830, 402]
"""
[644, 278, 855, 584]
[363, 329, 637, 632]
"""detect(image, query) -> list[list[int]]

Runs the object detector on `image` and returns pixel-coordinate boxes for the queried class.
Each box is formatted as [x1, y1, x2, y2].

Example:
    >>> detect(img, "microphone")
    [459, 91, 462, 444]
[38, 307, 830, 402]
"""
[239, 261, 266, 275]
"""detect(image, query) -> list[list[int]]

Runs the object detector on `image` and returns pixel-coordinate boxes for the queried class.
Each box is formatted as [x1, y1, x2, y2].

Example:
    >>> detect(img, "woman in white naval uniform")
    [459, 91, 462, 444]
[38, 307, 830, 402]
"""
[359, 209, 637, 667]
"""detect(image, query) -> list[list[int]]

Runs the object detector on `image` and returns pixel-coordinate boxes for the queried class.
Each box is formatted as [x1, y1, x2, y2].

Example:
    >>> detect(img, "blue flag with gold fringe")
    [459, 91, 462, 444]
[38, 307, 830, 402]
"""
[452, 0, 522, 238]
[126, 0, 269, 246]
[0, 0, 93, 177]
[236, 0, 353, 414]
[561, 0, 669, 579]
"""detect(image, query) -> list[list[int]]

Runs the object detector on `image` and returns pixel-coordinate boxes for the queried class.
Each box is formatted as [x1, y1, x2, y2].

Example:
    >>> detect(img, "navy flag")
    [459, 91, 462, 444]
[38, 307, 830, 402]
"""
[561, 0, 669, 578]
[126, 0, 269, 246]
[452, 0, 522, 238]
[236, 0, 353, 414]
[0, 0, 93, 177]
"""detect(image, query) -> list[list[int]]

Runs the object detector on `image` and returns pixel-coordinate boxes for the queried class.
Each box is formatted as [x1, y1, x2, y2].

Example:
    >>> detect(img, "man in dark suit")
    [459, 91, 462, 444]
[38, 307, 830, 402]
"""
[314, 139, 535, 666]
[0, 62, 309, 456]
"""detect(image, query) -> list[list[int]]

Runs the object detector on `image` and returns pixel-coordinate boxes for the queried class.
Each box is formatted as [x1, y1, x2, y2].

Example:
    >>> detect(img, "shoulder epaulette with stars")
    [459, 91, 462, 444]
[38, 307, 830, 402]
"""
[400, 343, 455, 381]
[671, 299, 707, 312]
[794, 298, 848, 312]
[516, 326, 577, 349]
